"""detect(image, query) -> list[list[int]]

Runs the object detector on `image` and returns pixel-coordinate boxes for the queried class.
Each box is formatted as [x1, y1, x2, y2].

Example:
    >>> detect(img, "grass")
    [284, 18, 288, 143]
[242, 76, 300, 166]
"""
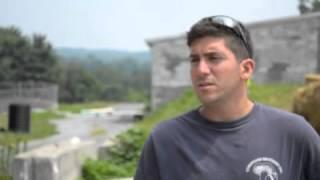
[0, 101, 111, 144]
[0, 101, 112, 179]
[0, 101, 112, 144]
[249, 83, 301, 111]
[136, 83, 302, 132]
[0, 110, 65, 145]
[90, 127, 107, 137]
[59, 101, 111, 114]
[136, 89, 199, 132]
[0, 175, 11, 180]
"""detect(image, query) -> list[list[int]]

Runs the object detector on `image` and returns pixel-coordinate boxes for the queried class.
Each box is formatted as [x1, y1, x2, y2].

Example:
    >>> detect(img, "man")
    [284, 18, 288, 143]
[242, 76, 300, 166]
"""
[134, 15, 320, 180]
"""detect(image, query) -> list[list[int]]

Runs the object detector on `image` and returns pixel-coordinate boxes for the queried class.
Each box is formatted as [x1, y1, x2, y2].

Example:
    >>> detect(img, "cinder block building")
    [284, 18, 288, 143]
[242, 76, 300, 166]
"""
[147, 13, 320, 109]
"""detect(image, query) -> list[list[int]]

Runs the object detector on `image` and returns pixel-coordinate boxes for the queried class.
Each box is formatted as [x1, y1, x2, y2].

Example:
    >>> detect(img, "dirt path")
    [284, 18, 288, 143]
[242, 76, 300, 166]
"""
[27, 103, 144, 150]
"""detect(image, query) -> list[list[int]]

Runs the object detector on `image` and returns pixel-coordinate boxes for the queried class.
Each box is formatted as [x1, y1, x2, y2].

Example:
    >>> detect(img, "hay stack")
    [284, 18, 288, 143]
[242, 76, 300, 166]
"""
[292, 74, 320, 134]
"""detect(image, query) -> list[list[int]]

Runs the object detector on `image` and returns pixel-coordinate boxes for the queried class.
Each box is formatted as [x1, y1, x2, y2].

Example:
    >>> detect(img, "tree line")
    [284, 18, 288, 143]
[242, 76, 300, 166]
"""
[0, 26, 150, 103]
[299, 0, 320, 14]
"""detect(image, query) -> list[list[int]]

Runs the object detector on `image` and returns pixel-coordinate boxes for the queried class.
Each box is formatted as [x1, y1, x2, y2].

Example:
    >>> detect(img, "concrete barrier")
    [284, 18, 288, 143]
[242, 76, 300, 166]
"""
[13, 137, 97, 180]
[97, 139, 115, 161]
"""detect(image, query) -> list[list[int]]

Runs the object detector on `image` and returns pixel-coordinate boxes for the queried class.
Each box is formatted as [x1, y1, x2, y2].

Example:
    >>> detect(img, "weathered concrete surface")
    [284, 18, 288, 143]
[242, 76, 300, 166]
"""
[97, 139, 115, 161]
[13, 138, 96, 180]
[0, 82, 58, 113]
[147, 12, 320, 109]
[12, 103, 144, 180]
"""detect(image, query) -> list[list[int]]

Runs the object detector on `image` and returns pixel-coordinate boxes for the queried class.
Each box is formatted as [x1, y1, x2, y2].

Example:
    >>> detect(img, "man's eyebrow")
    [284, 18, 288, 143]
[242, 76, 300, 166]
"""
[189, 54, 198, 58]
[189, 50, 224, 58]
[203, 52, 220, 56]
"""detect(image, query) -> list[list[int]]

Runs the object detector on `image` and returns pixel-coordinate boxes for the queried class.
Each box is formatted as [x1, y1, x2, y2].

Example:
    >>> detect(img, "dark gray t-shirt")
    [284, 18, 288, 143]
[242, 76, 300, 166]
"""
[134, 103, 320, 180]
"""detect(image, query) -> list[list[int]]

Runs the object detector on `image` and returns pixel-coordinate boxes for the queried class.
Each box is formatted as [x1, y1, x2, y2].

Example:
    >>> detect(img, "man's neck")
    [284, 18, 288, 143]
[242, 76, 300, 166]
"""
[199, 98, 254, 123]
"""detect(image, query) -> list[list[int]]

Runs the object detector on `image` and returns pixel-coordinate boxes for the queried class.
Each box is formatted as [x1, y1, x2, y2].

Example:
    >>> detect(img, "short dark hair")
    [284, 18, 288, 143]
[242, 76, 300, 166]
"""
[187, 16, 253, 60]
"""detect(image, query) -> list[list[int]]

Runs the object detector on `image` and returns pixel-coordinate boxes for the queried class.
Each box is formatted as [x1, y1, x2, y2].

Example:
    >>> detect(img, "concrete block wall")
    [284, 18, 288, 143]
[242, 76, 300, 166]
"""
[147, 13, 320, 109]
[0, 83, 59, 113]
[147, 34, 191, 109]
[13, 138, 96, 180]
[248, 13, 320, 83]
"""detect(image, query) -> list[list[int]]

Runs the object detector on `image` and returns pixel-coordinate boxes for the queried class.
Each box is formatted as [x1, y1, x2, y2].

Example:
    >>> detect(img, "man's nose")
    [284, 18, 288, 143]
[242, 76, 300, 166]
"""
[197, 59, 211, 74]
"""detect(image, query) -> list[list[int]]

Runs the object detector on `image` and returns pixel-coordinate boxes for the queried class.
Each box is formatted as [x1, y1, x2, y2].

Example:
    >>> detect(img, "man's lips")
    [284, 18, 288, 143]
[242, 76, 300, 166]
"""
[197, 82, 216, 88]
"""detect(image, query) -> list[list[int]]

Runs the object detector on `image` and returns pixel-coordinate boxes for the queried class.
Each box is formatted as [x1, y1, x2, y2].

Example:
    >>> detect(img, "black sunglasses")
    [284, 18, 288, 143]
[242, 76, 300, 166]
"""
[202, 15, 253, 58]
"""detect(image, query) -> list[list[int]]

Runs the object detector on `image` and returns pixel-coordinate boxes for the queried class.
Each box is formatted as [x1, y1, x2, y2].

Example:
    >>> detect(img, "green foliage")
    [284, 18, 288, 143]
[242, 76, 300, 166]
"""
[0, 26, 59, 82]
[58, 57, 150, 103]
[136, 82, 300, 132]
[58, 101, 111, 114]
[55, 48, 150, 63]
[0, 175, 11, 180]
[29, 111, 65, 138]
[137, 88, 199, 131]
[58, 61, 103, 103]
[100, 85, 128, 102]
[82, 159, 128, 180]
[137, 83, 300, 131]
[248, 82, 301, 111]
[90, 128, 107, 137]
[92, 58, 150, 102]
[299, 0, 320, 14]
[108, 128, 147, 165]
[126, 88, 149, 102]
[82, 128, 147, 180]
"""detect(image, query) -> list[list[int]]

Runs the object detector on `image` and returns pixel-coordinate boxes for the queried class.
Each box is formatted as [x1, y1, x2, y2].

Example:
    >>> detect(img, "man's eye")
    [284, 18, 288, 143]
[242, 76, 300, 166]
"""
[190, 57, 199, 63]
[208, 55, 222, 62]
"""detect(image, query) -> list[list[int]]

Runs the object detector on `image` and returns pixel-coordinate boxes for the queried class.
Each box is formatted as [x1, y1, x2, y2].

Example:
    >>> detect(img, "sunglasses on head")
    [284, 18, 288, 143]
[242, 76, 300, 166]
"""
[201, 15, 252, 58]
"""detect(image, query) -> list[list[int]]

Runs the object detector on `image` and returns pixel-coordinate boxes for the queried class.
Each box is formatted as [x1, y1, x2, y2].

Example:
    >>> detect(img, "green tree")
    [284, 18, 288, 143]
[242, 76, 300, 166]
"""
[299, 0, 320, 14]
[0, 26, 59, 82]
[58, 53, 151, 102]
[58, 61, 102, 102]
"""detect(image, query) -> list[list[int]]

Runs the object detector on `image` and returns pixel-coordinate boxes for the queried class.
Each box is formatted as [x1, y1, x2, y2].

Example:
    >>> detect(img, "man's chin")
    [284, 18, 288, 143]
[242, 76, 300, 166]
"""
[197, 95, 220, 105]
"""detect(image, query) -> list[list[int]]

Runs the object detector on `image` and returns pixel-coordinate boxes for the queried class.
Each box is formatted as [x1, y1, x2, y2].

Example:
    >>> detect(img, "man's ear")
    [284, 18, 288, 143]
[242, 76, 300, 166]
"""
[240, 58, 255, 80]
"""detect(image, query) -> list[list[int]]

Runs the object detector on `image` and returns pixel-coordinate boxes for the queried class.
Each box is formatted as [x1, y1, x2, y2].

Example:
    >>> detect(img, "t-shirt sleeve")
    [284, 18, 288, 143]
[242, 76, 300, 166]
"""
[134, 135, 161, 180]
[302, 123, 320, 180]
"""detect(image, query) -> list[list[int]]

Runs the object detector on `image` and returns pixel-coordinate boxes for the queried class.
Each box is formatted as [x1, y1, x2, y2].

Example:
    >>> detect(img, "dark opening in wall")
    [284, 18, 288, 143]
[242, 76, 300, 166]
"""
[267, 62, 289, 82]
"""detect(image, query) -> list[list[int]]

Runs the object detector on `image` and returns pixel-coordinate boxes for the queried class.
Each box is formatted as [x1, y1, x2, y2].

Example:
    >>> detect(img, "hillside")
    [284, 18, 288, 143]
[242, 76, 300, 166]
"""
[54, 47, 151, 63]
[137, 83, 301, 131]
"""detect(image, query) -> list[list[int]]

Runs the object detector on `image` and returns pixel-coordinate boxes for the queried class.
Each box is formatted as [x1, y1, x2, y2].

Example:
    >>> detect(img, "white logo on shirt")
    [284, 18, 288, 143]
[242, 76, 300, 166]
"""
[246, 157, 283, 180]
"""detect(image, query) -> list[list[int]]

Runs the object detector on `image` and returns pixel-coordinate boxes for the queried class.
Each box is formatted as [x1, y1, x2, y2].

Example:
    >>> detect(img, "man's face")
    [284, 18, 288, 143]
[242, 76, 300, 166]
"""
[189, 36, 246, 106]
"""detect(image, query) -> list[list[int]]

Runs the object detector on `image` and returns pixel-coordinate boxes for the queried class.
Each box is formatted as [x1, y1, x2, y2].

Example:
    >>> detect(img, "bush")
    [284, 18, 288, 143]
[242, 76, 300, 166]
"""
[82, 159, 128, 180]
[82, 128, 147, 180]
[107, 128, 147, 165]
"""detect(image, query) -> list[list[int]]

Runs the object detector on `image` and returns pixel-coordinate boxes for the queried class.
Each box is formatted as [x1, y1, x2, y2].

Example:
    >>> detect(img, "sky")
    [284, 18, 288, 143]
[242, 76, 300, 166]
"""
[1, 0, 299, 52]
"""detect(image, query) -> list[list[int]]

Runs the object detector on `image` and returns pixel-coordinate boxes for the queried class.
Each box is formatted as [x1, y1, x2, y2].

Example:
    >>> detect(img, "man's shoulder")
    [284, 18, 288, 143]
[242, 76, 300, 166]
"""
[150, 109, 195, 139]
[255, 103, 314, 133]
[256, 103, 304, 121]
